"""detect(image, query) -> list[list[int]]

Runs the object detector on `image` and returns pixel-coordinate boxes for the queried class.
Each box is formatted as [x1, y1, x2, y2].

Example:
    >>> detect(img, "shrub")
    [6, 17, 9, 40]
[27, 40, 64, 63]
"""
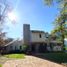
[22, 44, 29, 52]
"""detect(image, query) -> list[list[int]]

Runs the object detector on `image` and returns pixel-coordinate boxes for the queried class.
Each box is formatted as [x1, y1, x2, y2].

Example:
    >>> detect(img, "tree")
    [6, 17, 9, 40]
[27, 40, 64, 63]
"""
[44, 0, 67, 50]
[5, 38, 13, 44]
[0, 0, 12, 47]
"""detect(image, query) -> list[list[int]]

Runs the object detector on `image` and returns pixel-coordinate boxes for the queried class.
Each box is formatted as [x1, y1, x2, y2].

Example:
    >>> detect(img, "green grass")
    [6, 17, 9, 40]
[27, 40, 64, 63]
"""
[0, 64, 2, 67]
[37, 53, 67, 63]
[4, 54, 25, 59]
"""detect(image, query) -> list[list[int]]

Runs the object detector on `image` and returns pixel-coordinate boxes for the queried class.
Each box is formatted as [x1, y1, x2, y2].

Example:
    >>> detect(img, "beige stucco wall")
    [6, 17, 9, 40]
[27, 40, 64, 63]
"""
[31, 32, 46, 42]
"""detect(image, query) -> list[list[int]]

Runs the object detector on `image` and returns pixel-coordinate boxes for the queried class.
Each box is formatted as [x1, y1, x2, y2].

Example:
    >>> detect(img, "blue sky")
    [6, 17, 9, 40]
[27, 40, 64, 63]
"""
[5, 0, 59, 39]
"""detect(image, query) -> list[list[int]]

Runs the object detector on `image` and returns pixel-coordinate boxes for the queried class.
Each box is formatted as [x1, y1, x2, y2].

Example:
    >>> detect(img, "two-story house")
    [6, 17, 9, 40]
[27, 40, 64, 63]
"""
[23, 24, 62, 53]
[23, 24, 50, 53]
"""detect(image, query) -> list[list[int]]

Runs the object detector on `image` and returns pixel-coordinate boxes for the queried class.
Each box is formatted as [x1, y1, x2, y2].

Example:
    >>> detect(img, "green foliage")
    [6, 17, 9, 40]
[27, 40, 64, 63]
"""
[4, 54, 25, 59]
[44, 0, 67, 49]
[44, 0, 53, 6]
[22, 44, 28, 50]
[0, 64, 2, 67]
[38, 53, 67, 63]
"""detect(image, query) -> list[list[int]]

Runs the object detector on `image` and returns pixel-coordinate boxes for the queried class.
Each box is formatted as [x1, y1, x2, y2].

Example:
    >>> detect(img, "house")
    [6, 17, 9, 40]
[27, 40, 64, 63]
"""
[6, 39, 23, 52]
[0, 39, 23, 54]
[0, 24, 62, 54]
[30, 30, 48, 53]
[23, 24, 62, 53]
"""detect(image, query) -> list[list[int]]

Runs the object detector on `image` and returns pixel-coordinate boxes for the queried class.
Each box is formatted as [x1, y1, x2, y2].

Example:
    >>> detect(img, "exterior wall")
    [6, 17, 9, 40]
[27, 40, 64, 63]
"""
[6, 41, 23, 52]
[10, 41, 22, 51]
[31, 32, 46, 42]
[31, 43, 47, 53]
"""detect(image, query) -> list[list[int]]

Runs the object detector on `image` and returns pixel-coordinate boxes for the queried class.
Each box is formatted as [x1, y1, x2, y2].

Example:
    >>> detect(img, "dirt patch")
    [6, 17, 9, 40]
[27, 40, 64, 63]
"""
[3, 56, 64, 67]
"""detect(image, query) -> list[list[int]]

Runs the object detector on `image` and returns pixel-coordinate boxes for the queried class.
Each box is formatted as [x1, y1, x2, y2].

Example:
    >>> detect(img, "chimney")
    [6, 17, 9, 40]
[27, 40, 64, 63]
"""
[23, 24, 31, 45]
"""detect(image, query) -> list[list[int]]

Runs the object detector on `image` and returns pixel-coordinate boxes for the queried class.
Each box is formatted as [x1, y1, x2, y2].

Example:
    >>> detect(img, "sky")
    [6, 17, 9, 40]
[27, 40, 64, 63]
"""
[5, 0, 59, 39]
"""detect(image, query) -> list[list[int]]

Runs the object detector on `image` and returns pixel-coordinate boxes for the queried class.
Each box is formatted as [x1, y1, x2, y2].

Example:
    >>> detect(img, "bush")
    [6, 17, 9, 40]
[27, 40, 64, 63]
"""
[22, 44, 29, 52]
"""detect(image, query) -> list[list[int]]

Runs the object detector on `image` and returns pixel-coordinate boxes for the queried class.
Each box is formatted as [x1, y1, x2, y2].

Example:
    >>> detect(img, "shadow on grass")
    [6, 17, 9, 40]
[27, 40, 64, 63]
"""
[30, 52, 67, 64]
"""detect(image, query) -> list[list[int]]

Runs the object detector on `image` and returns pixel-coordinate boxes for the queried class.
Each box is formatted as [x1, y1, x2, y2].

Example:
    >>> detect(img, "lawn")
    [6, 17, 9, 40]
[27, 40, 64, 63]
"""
[4, 54, 25, 59]
[36, 53, 67, 63]
[0, 53, 25, 66]
[0, 64, 2, 67]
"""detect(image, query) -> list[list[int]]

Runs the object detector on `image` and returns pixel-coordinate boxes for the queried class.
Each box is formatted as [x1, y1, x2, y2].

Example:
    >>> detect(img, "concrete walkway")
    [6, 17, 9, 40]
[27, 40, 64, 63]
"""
[3, 56, 64, 67]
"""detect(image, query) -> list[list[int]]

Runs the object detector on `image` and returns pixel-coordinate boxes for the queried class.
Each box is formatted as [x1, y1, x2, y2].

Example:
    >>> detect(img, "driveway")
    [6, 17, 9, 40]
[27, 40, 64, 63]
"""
[3, 56, 64, 67]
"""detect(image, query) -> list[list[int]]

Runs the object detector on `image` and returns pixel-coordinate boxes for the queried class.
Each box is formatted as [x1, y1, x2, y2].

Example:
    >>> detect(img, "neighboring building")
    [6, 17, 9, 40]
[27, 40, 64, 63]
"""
[1, 39, 23, 53]
[23, 24, 62, 53]
[6, 40, 23, 52]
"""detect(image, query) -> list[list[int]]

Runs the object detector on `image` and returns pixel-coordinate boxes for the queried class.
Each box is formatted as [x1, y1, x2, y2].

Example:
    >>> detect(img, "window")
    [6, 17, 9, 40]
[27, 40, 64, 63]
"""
[20, 46, 22, 50]
[39, 34, 42, 38]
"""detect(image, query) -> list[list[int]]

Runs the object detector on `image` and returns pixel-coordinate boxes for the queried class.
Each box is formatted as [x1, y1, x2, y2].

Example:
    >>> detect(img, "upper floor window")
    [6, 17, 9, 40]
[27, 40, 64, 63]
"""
[39, 34, 42, 38]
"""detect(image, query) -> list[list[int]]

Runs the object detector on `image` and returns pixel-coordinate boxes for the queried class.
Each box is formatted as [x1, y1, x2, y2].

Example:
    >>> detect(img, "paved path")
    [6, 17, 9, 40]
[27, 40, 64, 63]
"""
[3, 56, 64, 67]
